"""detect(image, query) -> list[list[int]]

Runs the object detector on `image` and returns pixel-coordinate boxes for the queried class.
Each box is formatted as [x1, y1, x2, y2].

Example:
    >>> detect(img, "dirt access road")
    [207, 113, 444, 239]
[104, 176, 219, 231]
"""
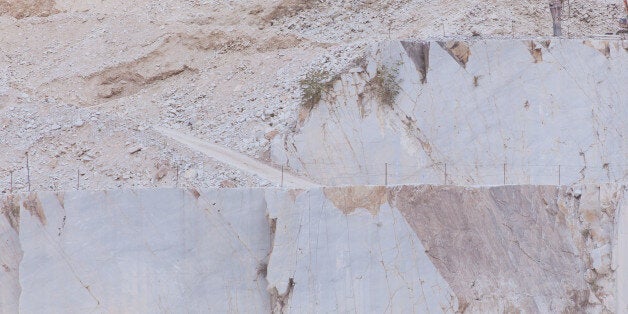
[154, 126, 319, 188]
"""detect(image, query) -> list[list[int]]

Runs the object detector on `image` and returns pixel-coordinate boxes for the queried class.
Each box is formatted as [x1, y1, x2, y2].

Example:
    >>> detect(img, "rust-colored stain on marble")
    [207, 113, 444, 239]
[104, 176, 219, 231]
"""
[23, 194, 46, 226]
[584, 40, 610, 58]
[2, 195, 21, 231]
[527, 41, 543, 63]
[189, 188, 201, 199]
[287, 189, 305, 201]
[437, 41, 471, 68]
[323, 186, 387, 215]
[390, 185, 592, 312]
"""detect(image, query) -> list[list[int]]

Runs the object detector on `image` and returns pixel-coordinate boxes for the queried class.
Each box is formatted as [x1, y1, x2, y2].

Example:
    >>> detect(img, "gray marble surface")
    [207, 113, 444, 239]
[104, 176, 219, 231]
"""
[1, 184, 626, 312]
[272, 39, 628, 186]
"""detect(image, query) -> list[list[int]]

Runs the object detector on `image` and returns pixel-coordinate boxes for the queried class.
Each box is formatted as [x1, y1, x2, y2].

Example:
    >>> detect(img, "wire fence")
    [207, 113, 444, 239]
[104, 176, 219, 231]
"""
[0, 154, 187, 194]
[2, 154, 626, 194]
[288, 161, 628, 187]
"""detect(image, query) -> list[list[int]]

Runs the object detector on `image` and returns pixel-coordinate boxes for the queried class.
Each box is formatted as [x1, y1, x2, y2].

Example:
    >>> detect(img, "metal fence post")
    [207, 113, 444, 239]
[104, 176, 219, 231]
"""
[9, 170, 13, 194]
[76, 169, 80, 190]
[385, 163, 388, 186]
[281, 165, 284, 188]
[503, 163, 506, 185]
[26, 152, 31, 192]
[444, 163, 447, 185]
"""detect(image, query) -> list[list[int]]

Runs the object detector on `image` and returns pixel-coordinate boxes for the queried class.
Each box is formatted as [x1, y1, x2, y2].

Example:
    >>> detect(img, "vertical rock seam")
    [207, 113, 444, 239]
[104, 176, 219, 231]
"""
[266, 215, 295, 314]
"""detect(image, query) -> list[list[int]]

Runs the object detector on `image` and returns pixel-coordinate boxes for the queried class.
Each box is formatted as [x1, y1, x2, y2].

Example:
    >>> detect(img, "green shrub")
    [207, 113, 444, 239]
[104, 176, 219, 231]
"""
[299, 69, 336, 109]
[370, 65, 401, 107]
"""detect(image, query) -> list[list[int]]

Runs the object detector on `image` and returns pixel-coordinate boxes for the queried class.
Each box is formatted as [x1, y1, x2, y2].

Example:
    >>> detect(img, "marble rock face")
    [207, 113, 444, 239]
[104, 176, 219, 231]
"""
[0, 184, 626, 313]
[271, 39, 627, 186]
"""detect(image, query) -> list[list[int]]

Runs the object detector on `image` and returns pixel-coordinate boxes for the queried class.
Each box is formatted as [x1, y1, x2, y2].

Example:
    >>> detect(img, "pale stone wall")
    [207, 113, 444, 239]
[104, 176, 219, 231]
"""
[272, 39, 628, 187]
[1, 184, 626, 312]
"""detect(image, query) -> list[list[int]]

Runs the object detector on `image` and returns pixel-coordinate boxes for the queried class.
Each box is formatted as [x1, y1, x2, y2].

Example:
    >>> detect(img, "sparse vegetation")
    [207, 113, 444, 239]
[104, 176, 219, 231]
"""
[369, 65, 401, 107]
[256, 262, 268, 277]
[299, 69, 337, 109]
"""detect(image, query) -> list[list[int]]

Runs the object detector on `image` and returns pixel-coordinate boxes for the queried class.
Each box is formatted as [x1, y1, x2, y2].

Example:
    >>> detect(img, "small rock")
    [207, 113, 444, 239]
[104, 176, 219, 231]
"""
[588, 292, 601, 305]
[591, 244, 611, 275]
[349, 67, 364, 73]
[127, 146, 142, 155]
[184, 169, 197, 179]
[264, 130, 279, 140]
[154, 166, 169, 181]
[366, 60, 378, 79]
[74, 119, 84, 127]
[584, 268, 597, 284]
[219, 179, 237, 188]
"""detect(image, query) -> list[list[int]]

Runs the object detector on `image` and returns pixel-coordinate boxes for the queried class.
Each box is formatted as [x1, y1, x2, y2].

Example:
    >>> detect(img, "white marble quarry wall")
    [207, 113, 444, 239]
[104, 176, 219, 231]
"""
[0, 196, 21, 314]
[614, 185, 628, 313]
[264, 187, 457, 313]
[271, 39, 627, 186]
[0, 184, 626, 313]
[3, 189, 273, 313]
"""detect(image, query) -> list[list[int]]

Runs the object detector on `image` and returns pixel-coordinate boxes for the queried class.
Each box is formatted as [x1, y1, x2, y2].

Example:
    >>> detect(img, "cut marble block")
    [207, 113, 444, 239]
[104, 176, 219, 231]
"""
[1, 184, 626, 312]
[271, 39, 628, 187]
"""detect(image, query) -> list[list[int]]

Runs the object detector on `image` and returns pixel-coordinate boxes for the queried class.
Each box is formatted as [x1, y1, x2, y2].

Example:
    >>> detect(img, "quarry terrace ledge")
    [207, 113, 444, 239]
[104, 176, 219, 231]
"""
[1, 184, 627, 313]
